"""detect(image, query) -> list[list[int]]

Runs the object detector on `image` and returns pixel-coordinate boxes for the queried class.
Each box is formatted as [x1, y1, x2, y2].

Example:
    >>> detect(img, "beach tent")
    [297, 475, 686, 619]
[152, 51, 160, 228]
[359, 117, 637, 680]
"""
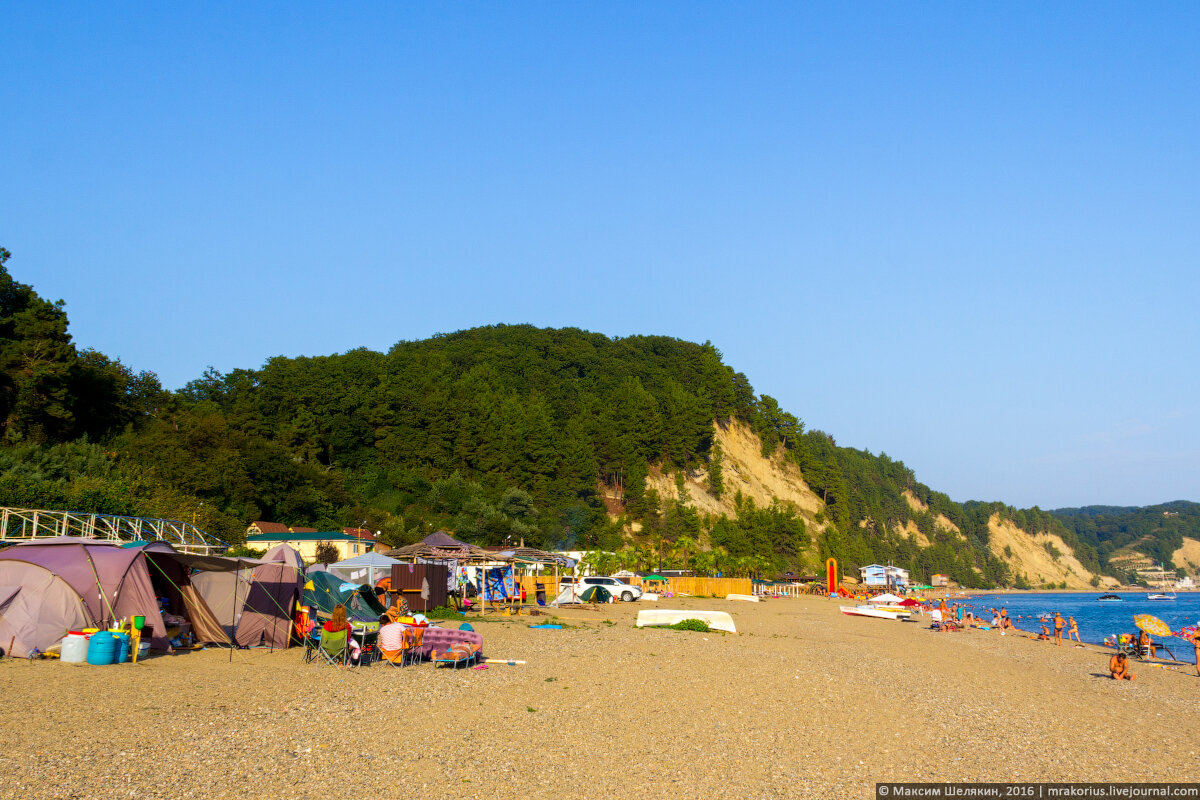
[193, 543, 303, 649]
[233, 543, 303, 648]
[0, 564, 90, 658]
[303, 571, 387, 623]
[0, 538, 170, 655]
[579, 585, 613, 603]
[328, 552, 400, 586]
[868, 593, 904, 604]
[126, 541, 241, 646]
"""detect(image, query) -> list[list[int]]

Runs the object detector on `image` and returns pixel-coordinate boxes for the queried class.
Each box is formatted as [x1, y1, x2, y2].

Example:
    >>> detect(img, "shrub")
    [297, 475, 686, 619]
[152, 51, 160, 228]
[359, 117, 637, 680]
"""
[668, 618, 711, 632]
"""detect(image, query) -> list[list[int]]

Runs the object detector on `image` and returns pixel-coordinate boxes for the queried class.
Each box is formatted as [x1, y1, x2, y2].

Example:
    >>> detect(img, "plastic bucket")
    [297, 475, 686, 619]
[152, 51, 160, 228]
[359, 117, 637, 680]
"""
[131, 615, 146, 631]
[86, 631, 119, 666]
[61, 633, 89, 663]
[114, 633, 131, 664]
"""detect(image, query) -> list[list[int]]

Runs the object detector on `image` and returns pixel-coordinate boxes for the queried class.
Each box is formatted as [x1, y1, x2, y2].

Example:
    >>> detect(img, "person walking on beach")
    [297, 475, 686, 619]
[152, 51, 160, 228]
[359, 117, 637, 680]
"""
[1191, 630, 1200, 677]
[1109, 652, 1136, 681]
[1053, 612, 1065, 646]
[1067, 616, 1082, 644]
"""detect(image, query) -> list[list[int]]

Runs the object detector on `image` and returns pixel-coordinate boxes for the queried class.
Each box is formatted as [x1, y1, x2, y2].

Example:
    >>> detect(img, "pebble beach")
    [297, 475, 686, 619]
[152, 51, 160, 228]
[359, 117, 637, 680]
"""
[2, 596, 1197, 799]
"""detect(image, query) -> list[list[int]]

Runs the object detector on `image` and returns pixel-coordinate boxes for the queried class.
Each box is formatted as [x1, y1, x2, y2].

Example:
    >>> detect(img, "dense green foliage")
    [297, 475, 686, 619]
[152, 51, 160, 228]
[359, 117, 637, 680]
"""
[1051, 501, 1200, 575]
[4, 246, 1178, 587]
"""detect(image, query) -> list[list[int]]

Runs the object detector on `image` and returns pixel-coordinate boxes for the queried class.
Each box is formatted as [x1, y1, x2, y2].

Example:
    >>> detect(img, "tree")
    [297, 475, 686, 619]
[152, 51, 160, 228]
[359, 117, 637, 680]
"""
[707, 439, 724, 498]
[314, 542, 339, 564]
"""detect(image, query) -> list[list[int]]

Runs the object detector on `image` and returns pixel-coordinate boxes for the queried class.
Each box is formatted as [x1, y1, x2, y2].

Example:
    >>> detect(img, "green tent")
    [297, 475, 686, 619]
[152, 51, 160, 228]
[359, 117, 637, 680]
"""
[303, 571, 387, 622]
[579, 585, 613, 603]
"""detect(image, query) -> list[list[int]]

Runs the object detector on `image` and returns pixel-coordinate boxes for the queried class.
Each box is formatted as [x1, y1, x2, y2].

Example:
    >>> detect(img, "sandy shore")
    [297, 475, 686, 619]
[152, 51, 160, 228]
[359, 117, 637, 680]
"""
[2, 596, 1197, 799]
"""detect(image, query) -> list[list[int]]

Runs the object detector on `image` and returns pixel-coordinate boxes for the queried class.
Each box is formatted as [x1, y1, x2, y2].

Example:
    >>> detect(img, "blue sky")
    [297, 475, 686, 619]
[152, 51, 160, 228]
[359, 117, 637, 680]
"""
[3, 4, 1197, 509]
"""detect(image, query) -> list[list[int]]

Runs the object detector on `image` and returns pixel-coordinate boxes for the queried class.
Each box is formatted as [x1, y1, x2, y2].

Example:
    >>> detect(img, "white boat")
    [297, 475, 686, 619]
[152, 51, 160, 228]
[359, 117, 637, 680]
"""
[840, 605, 902, 620]
[636, 609, 736, 634]
[1146, 565, 1177, 600]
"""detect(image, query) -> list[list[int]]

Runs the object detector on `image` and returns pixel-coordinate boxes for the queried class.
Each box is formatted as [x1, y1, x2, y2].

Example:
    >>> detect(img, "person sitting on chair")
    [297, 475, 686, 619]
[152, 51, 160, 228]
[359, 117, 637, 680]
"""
[1138, 630, 1157, 659]
[385, 594, 411, 623]
[323, 604, 360, 664]
[1109, 652, 1136, 681]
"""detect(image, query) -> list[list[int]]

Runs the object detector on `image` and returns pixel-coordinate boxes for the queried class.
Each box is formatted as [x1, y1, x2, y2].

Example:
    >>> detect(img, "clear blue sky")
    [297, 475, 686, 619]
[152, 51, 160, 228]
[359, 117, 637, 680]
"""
[3, 4, 1197, 510]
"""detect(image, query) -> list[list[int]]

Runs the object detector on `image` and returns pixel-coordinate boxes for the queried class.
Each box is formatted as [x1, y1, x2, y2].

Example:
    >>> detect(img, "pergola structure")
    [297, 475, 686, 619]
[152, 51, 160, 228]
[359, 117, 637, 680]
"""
[0, 506, 227, 555]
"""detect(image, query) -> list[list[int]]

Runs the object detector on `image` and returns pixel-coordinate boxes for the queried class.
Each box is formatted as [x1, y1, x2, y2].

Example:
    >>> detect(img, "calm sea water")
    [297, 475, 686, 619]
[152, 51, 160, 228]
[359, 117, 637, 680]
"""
[958, 592, 1200, 664]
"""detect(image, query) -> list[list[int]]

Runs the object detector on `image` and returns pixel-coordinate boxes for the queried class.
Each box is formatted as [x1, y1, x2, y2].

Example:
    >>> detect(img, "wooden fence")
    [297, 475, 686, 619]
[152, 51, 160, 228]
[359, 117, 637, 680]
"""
[516, 575, 752, 599]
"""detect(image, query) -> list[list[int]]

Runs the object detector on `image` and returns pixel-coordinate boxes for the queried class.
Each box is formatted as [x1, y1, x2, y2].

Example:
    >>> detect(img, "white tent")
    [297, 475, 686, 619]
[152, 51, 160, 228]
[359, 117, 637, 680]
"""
[328, 552, 400, 586]
[868, 593, 904, 604]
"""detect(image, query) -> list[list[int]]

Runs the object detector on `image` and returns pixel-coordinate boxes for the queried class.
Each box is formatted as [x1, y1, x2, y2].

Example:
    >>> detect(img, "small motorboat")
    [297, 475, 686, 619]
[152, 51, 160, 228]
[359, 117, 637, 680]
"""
[840, 605, 902, 620]
[1097, 594, 1123, 602]
[1146, 592, 1176, 601]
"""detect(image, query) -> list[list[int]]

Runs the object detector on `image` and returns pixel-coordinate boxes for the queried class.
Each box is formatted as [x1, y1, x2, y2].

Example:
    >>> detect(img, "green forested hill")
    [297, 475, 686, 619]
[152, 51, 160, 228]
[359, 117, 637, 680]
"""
[1050, 501, 1200, 577]
[0, 247, 1117, 586]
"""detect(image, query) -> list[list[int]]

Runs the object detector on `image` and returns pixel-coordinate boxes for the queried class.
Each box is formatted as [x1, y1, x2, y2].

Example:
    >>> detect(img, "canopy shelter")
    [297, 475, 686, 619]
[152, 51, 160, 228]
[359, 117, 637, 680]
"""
[327, 552, 400, 587]
[384, 531, 501, 564]
[303, 571, 387, 624]
[868, 593, 904, 605]
[641, 574, 674, 596]
[495, 547, 575, 607]
[192, 544, 303, 650]
[0, 537, 171, 656]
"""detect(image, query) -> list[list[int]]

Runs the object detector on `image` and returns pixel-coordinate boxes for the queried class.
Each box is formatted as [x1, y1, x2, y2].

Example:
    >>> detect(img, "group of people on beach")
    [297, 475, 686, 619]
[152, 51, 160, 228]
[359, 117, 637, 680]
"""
[919, 597, 1200, 681]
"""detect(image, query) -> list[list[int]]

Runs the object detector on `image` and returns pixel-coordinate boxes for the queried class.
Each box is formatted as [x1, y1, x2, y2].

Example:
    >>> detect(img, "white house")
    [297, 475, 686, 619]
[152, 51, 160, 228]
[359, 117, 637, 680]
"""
[860, 564, 910, 589]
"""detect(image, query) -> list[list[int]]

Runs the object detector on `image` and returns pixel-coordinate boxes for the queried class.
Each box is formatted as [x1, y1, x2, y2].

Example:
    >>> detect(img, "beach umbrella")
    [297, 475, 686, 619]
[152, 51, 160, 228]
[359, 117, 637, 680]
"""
[1174, 624, 1198, 641]
[1133, 614, 1173, 638]
[868, 593, 903, 604]
[898, 598, 919, 607]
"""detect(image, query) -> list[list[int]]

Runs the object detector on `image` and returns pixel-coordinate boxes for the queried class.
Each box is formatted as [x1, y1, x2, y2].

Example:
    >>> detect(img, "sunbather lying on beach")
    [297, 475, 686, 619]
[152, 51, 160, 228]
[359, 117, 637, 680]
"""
[1109, 652, 1136, 681]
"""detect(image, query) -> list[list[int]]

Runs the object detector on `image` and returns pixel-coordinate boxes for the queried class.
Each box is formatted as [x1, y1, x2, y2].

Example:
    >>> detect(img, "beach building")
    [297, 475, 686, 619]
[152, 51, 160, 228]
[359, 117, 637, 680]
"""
[931, 573, 950, 588]
[860, 564, 910, 589]
[244, 528, 376, 562]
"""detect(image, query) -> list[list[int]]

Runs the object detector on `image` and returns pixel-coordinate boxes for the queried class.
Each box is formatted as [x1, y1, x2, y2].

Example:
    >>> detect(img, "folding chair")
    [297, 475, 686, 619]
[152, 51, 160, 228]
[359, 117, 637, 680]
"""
[405, 627, 424, 666]
[379, 627, 412, 669]
[316, 628, 350, 667]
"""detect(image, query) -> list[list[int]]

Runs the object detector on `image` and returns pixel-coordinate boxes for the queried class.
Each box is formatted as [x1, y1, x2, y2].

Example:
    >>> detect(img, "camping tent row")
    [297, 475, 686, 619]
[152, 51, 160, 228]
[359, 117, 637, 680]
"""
[0, 537, 307, 658]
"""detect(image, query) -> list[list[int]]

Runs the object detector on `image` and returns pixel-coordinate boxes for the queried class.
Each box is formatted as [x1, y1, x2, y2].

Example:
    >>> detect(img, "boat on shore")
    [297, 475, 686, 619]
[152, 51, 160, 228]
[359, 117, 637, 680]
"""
[840, 605, 903, 620]
[636, 609, 737, 634]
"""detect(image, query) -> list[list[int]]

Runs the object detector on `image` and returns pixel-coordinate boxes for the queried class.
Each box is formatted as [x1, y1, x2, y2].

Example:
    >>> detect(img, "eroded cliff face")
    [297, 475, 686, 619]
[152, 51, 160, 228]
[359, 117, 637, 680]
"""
[642, 421, 1111, 588]
[645, 419, 823, 518]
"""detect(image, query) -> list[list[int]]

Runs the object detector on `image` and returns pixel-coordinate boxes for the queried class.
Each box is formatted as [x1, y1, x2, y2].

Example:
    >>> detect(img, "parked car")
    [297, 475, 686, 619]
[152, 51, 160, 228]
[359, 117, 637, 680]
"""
[574, 575, 642, 602]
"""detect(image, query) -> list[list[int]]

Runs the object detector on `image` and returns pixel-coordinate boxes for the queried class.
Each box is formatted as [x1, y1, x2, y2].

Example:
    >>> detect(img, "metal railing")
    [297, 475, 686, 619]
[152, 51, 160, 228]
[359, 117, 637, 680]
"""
[0, 506, 227, 555]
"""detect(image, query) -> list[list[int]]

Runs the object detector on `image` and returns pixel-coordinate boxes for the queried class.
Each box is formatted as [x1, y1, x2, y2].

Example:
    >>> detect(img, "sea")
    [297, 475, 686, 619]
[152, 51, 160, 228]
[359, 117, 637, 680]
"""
[956, 591, 1200, 665]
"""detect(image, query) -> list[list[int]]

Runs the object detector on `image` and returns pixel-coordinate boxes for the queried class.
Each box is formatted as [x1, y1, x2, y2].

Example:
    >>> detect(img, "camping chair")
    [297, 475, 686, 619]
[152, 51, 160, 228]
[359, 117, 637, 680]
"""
[316, 628, 350, 667]
[379, 627, 413, 669]
[404, 627, 424, 666]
